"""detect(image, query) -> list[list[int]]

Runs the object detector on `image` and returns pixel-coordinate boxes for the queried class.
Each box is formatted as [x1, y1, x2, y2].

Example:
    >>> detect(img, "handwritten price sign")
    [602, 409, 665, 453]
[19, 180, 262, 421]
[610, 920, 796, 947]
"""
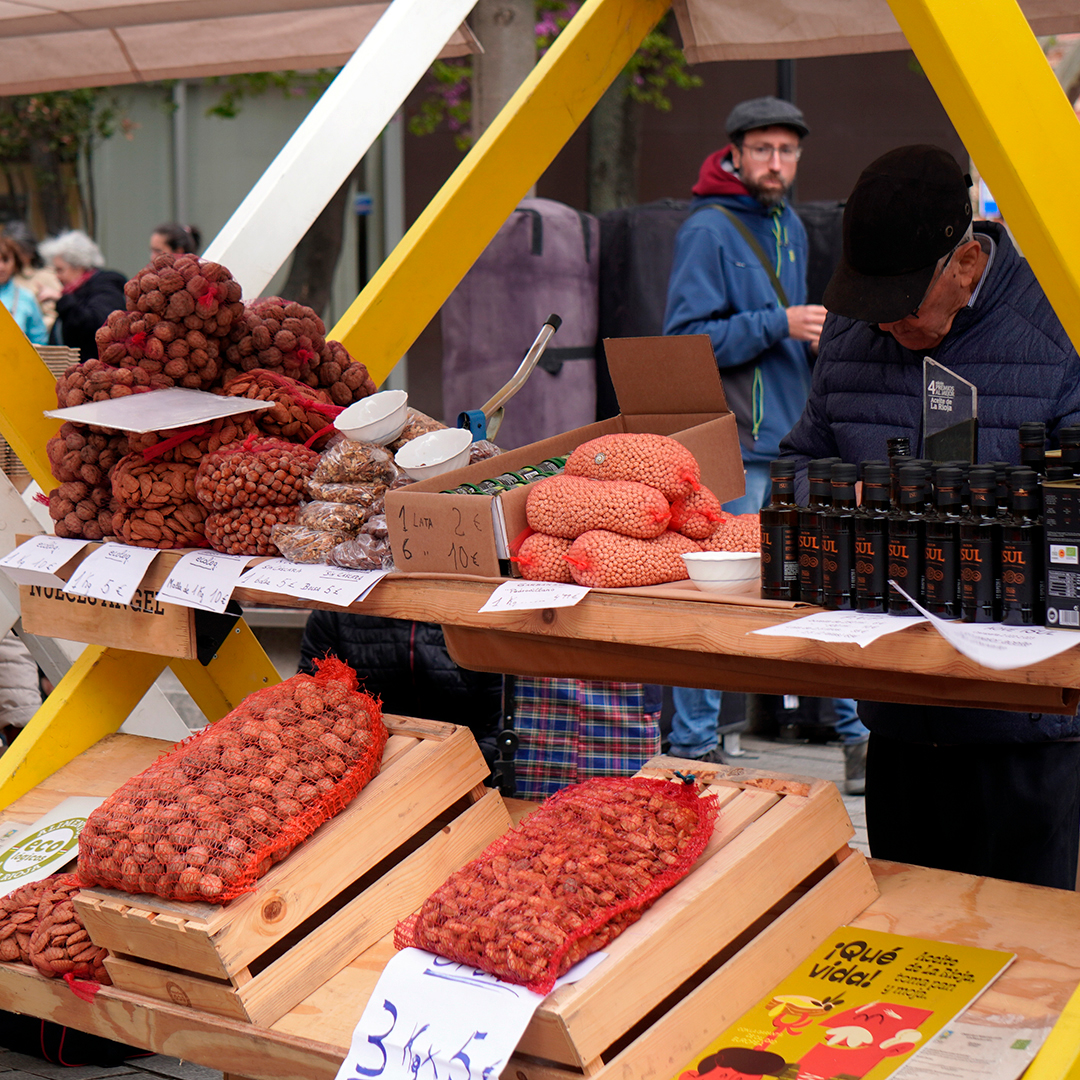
[236, 559, 388, 607]
[63, 543, 160, 605]
[334, 949, 606, 1080]
[157, 551, 253, 613]
[0, 536, 91, 587]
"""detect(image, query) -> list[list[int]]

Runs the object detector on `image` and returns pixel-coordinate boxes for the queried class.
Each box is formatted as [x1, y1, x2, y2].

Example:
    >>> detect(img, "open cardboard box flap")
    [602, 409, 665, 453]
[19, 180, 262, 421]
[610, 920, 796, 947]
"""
[386, 335, 744, 578]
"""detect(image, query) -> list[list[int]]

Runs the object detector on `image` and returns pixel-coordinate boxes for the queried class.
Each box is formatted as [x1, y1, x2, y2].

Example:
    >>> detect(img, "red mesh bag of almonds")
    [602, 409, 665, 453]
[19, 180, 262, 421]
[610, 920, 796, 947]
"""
[221, 368, 341, 446]
[126, 415, 258, 466]
[77, 658, 387, 903]
[111, 455, 197, 510]
[27, 876, 110, 984]
[112, 502, 209, 550]
[396, 776, 717, 994]
[195, 436, 319, 511]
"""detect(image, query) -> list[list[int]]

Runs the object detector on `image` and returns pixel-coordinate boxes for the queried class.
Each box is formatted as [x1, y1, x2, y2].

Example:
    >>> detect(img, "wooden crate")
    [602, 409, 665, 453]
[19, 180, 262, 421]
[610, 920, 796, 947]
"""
[297, 757, 879, 1079]
[74, 715, 511, 1027]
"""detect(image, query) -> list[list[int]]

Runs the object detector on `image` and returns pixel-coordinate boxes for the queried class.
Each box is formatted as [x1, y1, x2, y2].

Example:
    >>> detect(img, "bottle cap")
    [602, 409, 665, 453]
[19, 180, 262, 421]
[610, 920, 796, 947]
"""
[770, 459, 796, 479]
[830, 462, 858, 484]
[1018, 421, 1046, 444]
[862, 464, 892, 485]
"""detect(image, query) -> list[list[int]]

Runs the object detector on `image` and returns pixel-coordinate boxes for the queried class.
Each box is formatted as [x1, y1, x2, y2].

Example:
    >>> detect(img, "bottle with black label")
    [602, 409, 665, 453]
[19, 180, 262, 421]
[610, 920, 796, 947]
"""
[923, 466, 963, 618]
[797, 458, 839, 606]
[821, 463, 858, 610]
[855, 463, 891, 612]
[1019, 421, 1047, 477]
[887, 464, 926, 615]
[1059, 425, 1080, 476]
[960, 465, 1002, 622]
[1001, 467, 1044, 625]
[760, 459, 799, 600]
[909, 459, 936, 512]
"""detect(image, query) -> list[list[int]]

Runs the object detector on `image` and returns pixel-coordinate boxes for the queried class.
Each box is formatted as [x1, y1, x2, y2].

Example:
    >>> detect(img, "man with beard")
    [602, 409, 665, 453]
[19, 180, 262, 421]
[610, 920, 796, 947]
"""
[662, 98, 863, 771]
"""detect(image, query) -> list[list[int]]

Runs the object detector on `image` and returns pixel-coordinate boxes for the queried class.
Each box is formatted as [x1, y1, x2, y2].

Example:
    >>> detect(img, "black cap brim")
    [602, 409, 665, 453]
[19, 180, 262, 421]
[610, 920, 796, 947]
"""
[823, 254, 938, 324]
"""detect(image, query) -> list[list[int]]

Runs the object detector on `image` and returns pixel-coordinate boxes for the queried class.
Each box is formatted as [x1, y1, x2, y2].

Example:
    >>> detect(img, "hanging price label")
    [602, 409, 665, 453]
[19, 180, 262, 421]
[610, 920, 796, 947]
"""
[63, 543, 160, 605]
[0, 536, 91, 587]
[236, 558, 388, 607]
[157, 551, 254, 613]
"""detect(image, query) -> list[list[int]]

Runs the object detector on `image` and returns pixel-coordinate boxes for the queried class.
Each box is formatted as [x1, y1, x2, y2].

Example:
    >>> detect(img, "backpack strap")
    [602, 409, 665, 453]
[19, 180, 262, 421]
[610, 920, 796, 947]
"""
[693, 202, 789, 308]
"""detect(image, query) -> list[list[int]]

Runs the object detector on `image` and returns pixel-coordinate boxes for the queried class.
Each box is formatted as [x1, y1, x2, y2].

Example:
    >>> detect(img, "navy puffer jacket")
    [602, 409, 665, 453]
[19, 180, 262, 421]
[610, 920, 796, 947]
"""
[781, 223, 1080, 745]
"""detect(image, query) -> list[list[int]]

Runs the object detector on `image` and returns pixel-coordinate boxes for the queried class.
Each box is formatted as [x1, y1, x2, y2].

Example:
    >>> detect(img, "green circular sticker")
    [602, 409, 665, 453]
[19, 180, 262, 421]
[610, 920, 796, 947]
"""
[0, 817, 83, 883]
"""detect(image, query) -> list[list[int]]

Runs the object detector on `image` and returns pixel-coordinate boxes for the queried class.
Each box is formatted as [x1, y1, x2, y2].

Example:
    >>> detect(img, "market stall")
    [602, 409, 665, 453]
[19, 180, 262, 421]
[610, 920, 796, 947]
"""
[1, 0, 1080, 1077]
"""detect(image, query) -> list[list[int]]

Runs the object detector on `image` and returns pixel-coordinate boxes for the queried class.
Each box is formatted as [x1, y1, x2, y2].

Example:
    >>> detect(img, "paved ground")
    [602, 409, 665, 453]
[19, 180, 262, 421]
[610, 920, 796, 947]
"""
[0, 1050, 219, 1080]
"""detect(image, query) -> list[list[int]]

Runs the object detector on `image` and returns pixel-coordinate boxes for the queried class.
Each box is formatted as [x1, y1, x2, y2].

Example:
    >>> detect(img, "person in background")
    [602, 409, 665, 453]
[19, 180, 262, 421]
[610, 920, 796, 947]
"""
[0, 234, 47, 345]
[150, 223, 201, 257]
[781, 144, 1080, 890]
[298, 611, 500, 773]
[663, 96, 867, 787]
[2, 221, 60, 331]
[0, 632, 42, 751]
[37, 231, 126, 362]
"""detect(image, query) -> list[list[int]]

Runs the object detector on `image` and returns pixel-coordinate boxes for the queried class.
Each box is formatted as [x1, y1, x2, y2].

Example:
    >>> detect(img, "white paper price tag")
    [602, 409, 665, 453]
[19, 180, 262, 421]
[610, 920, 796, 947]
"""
[63, 543, 160, 605]
[0, 535, 90, 587]
[889, 580, 1080, 670]
[333, 949, 605, 1080]
[157, 551, 253, 613]
[479, 580, 591, 613]
[236, 559, 388, 607]
[752, 609, 928, 648]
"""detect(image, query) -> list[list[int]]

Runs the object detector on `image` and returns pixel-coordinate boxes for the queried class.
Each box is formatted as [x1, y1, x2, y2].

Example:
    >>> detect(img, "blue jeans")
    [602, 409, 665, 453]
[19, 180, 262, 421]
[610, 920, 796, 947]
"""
[669, 461, 868, 756]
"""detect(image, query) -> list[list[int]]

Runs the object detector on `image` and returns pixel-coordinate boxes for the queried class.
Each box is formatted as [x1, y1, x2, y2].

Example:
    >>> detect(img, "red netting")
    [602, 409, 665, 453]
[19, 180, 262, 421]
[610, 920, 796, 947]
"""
[309, 339, 378, 406]
[221, 368, 341, 447]
[124, 253, 245, 337]
[698, 513, 761, 553]
[111, 455, 197, 510]
[224, 297, 327, 378]
[27, 875, 110, 983]
[525, 475, 672, 540]
[126, 415, 258, 464]
[669, 485, 725, 540]
[565, 433, 701, 501]
[55, 358, 170, 408]
[195, 436, 320, 511]
[513, 532, 574, 583]
[562, 529, 699, 588]
[204, 504, 299, 555]
[46, 423, 130, 486]
[48, 482, 113, 541]
[111, 502, 208, 549]
[77, 658, 387, 903]
[395, 776, 717, 994]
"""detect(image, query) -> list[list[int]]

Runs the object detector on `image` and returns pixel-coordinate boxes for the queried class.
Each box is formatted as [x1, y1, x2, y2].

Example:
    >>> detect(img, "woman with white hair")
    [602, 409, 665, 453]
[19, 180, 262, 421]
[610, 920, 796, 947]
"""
[38, 230, 125, 361]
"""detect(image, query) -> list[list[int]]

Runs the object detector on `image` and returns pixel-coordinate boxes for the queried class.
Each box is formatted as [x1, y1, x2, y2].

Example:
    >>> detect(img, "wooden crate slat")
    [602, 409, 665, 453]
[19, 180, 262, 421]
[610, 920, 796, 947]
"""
[519, 781, 854, 1066]
[102, 955, 249, 1021]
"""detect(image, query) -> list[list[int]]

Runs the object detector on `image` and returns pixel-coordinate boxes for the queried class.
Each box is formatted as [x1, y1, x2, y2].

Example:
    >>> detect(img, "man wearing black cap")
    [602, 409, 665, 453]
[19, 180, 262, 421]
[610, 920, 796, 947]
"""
[781, 144, 1080, 890]
[662, 97, 866, 776]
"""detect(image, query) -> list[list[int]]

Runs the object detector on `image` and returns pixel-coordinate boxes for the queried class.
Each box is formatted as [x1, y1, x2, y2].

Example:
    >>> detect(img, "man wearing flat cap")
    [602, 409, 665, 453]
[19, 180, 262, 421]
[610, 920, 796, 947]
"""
[781, 144, 1080, 890]
[663, 97, 866, 783]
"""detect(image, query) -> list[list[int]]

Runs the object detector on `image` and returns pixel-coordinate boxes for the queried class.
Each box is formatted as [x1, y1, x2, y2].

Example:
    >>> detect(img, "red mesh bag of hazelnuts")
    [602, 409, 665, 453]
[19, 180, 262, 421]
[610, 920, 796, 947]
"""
[77, 658, 387, 903]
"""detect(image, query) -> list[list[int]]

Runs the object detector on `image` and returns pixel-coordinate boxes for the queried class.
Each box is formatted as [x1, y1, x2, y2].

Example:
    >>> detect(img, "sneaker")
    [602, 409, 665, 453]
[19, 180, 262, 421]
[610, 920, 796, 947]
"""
[842, 740, 867, 795]
[690, 746, 728, 766]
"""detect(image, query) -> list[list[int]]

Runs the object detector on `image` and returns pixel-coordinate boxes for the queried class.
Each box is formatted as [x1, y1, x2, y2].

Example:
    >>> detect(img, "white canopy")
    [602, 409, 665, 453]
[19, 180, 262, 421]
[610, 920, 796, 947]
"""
[0, 0, 478, 94]
[672, 0, 1080, 62]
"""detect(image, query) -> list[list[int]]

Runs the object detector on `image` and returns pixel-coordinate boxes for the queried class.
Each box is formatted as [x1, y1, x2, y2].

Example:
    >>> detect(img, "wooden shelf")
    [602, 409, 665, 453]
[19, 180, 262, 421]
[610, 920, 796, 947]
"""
[19, 546, 1080, 714]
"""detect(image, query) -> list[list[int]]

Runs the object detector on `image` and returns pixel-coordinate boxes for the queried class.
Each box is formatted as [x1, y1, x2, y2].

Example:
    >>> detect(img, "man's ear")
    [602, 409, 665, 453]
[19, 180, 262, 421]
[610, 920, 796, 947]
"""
[730, 145, 742, 172]
[954, 239, 983, 286]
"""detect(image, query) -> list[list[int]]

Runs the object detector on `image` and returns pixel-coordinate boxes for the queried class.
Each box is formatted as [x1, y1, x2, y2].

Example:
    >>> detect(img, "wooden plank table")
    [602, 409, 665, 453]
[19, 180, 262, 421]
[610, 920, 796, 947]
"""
[1, 736, 1078, 1080]
[19, 549, 1080, 715]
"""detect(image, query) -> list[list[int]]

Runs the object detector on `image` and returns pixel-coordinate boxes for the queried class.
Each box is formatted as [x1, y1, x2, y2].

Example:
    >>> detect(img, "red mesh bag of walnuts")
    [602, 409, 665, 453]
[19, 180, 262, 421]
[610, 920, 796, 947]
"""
[77, 658, 387, 903]
[307, 339, 379, 406]
[47, 423, 129, 486]
[395, 776, 717, 994]
[55, 358, 169, 408]
[48, 482, 113, 541]
[125, 253, 245, 338]
[225, 297, 326, 378]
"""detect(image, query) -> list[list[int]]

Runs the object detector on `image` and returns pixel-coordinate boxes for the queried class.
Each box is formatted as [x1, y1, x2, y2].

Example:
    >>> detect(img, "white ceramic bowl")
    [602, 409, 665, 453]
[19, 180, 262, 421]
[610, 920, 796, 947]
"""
[681, 551, 761, 593]
[334, 389, 409, 444]
[394, 427, 474, 481]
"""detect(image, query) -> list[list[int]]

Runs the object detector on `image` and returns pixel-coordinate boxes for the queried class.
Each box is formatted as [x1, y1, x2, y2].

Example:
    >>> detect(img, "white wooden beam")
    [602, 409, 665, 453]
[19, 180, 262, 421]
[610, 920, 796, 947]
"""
[203, 0, 479, 299]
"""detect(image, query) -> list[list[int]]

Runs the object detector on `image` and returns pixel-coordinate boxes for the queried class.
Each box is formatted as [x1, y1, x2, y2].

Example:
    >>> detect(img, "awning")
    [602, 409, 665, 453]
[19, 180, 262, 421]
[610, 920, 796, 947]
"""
[672, 0, 1080, 62]
[0, 1, 479, 95]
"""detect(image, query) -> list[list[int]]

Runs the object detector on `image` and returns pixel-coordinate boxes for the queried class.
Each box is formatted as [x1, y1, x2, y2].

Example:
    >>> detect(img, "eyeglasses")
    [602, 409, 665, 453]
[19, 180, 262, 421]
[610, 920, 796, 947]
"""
[908, 247, 957, 318]
[740, 143, 802, 162]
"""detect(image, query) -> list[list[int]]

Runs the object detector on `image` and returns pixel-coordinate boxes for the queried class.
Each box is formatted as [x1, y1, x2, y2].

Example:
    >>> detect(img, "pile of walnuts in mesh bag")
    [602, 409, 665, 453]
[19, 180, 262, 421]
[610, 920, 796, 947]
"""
[40, 245, 385, 551]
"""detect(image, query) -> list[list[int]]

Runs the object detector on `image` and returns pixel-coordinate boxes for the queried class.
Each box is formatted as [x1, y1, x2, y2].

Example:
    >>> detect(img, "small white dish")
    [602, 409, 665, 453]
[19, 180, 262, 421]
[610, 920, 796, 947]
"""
[394, 427, 474, 481]
[681, 551, 761, 593]
[334, 389, 409, 444]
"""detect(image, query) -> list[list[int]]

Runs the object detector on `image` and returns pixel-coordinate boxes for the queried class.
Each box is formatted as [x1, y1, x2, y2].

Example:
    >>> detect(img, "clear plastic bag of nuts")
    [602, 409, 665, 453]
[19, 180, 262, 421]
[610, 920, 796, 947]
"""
[328, 517, 393, 570]
[271, 524, 351, 564]
[310, 440, 399, 486]
[296, 500, 371, 533]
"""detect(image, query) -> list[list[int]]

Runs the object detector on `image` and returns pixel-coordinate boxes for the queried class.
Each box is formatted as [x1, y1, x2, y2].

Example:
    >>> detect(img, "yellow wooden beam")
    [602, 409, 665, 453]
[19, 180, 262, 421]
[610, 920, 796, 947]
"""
[0, 305, 62, 489]
[888, 0, 1080, 356]
[0, 646, 166, 811]
[330, 0, 670, 385]
[1028, 974, 1080, 1080]
[169, 619, 281, 723]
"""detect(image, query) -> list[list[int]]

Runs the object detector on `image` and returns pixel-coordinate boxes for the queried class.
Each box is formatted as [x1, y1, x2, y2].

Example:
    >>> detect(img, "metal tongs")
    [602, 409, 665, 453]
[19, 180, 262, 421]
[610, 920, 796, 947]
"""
[457, 314, 562, 442]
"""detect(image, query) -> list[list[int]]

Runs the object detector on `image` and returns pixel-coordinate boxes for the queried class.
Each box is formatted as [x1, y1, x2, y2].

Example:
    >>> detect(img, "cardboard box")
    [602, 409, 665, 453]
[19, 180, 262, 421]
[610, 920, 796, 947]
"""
[1042, 478, 1080, 628]
[385, 335, 744, 577]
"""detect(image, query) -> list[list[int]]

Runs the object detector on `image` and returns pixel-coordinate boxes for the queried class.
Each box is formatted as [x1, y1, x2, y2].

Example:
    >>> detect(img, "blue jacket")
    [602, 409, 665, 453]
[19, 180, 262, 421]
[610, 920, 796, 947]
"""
[664, 193, 812, 463]
[781, 223, 1080, 745]
[0, 279, 47, 345]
